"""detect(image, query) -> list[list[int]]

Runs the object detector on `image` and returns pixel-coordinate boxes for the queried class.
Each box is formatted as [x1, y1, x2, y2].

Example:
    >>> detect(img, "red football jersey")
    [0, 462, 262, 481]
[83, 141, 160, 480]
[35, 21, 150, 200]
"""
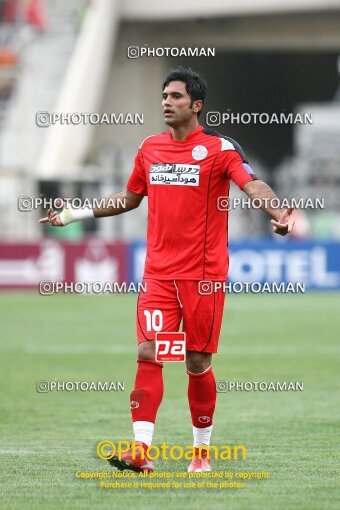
[126, 124, 257, 280]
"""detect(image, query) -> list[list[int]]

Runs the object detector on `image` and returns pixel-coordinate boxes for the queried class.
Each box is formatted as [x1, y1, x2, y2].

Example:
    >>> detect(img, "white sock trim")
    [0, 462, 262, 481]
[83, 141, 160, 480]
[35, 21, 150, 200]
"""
[187, 365, 212, 376]
[193, 425, 213, 447]
[133, 421, 154, 447]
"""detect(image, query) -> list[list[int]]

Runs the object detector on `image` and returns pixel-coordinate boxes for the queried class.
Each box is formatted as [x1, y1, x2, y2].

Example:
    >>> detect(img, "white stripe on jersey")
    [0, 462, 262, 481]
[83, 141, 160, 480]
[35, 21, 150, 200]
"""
[219, 137, 235, 152]
[139, 135, 156, 149]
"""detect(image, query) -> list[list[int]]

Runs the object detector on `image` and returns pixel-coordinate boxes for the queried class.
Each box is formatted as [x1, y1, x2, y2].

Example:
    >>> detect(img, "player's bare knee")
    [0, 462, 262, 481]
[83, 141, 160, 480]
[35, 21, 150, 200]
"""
[138, 340, 156, 361]
[186, 350, 212, 373]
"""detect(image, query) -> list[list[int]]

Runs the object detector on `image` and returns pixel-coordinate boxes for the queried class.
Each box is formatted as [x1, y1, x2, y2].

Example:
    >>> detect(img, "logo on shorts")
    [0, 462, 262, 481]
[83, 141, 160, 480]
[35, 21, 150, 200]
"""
[192, 145, 208, 160]
[130, 401, 140, 409]
[198, 416, 211, 424]
[155, 332, 186, 362]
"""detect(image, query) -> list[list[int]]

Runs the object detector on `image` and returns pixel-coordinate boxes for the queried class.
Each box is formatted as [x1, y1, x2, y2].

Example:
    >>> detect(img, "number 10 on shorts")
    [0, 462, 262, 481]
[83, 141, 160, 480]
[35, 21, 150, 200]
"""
[155, 332, 186, 362]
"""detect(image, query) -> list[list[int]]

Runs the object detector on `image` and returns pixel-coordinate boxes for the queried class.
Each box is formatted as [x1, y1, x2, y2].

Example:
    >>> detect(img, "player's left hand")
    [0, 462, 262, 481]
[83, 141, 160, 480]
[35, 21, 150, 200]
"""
[271, 207, 295, 236]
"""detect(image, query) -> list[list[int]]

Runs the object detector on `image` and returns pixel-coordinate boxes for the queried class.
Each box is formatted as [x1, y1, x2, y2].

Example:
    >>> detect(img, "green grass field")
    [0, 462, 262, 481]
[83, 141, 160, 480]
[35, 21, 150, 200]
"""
[0, 292, 339, 510]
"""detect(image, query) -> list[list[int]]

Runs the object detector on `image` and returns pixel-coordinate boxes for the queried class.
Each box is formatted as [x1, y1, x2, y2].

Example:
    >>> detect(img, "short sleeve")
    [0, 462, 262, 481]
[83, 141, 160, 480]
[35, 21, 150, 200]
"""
[218, 136, 258, 190]
[126, 149, 148, 196]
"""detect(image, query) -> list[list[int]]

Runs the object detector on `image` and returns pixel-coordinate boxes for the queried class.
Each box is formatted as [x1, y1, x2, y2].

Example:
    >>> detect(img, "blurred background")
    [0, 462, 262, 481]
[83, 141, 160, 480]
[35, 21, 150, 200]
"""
[0, 0, 340, 289]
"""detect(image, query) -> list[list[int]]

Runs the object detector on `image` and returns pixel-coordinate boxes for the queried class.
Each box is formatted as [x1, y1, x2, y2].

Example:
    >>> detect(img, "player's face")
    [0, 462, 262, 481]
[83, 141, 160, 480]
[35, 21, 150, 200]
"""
[162, 81, 201, 127]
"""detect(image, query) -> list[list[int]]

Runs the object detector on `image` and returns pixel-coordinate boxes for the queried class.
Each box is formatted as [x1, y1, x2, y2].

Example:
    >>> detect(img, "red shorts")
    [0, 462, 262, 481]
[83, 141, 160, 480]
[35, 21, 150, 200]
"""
[136, 279, 226, 353]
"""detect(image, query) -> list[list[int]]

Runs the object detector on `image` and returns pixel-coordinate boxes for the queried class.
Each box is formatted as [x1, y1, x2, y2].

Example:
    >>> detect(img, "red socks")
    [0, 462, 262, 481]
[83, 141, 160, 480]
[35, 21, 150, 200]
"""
[129, 360, 216, 442]
[130, 359, 164, 423]
[187, 366, 216, 427]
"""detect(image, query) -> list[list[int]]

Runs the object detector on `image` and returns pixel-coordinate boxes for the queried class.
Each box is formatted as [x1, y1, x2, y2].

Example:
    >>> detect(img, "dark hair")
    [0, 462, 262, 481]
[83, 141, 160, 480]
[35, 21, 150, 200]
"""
[162, 67, 207, 117]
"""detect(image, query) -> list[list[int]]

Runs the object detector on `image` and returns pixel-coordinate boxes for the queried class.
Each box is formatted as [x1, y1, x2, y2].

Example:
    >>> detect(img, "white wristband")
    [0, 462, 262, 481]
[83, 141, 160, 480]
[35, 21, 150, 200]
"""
[59, 206, 94, 225]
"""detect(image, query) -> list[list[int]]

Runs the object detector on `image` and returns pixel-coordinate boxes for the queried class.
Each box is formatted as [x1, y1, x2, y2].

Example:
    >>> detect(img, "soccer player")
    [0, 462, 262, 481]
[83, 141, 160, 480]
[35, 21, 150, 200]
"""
[40, 67, 294, 473]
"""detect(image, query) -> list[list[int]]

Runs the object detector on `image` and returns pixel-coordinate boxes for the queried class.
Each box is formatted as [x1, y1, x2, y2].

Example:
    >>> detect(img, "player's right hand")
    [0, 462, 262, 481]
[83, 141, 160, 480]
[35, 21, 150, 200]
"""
[39, 200, 65, 227]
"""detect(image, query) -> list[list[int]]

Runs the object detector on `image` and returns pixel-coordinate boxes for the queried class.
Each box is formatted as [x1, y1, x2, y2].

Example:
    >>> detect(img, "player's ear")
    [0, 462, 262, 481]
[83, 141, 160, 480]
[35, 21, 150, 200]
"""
[192, 100, 203, 115]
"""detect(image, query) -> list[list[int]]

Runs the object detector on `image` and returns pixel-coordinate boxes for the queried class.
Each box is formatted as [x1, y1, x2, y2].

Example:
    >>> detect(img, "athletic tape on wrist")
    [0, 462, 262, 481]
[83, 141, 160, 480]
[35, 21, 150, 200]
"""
[59, 207, 94, 225]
